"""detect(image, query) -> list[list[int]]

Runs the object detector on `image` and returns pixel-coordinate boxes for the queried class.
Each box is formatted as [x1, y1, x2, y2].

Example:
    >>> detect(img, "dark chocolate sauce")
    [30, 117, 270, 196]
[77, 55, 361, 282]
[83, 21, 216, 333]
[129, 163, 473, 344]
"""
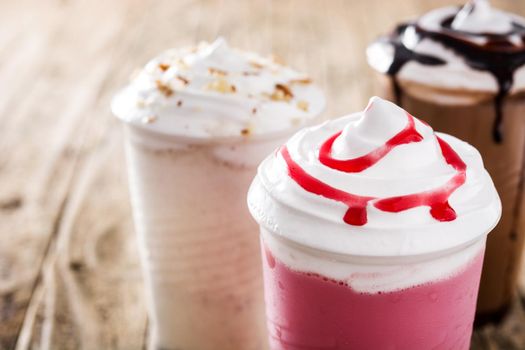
[383, 4, 525, 143]
[281, 117, 467, 226]
[384, 25, 446, 105]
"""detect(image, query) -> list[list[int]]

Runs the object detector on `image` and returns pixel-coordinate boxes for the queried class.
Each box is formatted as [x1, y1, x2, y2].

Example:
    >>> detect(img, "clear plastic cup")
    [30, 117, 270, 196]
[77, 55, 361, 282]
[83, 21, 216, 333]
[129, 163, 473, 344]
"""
[122, 123, 294, 350]
[259, 226, 488, 350]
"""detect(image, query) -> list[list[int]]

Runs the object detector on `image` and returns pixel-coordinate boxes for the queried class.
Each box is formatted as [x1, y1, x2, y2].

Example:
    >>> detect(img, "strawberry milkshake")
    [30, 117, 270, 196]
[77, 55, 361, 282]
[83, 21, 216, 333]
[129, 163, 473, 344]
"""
[248, 97, 501, 349]
[112, 38, 325, 350]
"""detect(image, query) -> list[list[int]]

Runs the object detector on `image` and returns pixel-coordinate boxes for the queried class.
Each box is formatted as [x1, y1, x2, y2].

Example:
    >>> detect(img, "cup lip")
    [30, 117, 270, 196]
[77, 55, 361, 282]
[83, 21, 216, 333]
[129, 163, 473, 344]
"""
[111, 87, 326, 146]
[120, 117, 321, 147]
[249, 167, 501, 260]
[260, 226, 487, 265]
[370, 66, 525, 101]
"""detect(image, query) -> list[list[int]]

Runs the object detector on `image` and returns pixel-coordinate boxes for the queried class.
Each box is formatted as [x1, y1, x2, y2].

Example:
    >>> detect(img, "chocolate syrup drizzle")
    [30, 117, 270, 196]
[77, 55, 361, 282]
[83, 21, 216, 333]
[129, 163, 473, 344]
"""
[384, 4, 525, 143]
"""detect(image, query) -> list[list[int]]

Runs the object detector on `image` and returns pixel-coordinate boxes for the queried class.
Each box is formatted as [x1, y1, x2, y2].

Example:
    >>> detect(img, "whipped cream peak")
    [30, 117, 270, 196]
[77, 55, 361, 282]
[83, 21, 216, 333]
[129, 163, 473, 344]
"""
[112, 38, 325, 140]
[182, 38, 249, 73]
[248, 97, 501, 256]
[451, 0, 515, 35]
[332, 97, 432, 159]
[416, 2, 525, 48]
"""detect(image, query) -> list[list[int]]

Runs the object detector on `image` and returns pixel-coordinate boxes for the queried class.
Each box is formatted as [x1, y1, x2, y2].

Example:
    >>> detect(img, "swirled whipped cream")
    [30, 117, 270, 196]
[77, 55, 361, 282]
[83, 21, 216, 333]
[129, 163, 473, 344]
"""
[112, 38, 325, 140]
[248, 97, 501, 257]
[367, 0, 525, 95]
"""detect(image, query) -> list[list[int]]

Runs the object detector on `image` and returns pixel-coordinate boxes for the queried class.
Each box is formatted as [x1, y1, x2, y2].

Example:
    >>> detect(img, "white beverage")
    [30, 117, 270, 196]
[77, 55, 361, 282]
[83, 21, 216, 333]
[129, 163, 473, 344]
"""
[112, 38, 325, 350]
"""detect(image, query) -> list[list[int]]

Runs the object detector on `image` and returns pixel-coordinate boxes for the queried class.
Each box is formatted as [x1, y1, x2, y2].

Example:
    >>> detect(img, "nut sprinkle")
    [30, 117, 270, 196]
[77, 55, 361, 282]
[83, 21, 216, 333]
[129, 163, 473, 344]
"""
[205, 78, 237, 94]
[208, 67, 228, 77]
[156, 80, 174, 97]
[158, 63, 170, 71]
[271, 83, 294, 101]
[297, 100, 309, 112]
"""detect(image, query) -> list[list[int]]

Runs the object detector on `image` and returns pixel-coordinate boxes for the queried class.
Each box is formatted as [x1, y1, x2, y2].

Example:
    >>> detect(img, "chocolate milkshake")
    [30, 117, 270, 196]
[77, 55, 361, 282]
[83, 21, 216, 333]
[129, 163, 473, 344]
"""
[111, 38, 325, 349]
[248, 97, 501, 349]
[368, 0, 525, 320]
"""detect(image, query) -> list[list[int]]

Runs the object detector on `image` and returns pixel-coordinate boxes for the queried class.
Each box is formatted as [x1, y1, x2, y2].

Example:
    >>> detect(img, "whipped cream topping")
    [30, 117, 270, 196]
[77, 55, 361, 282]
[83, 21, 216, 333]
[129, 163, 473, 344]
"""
[112, 38, 325, 140]
[248, 97, 501, 257]
[451, 0, 514, 34]
[367, 1, 525, 95]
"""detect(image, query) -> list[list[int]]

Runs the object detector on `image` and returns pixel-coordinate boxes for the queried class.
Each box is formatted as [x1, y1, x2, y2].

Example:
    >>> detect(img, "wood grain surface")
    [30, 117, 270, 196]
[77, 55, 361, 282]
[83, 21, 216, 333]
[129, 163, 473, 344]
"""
[0, 0, 524, 349]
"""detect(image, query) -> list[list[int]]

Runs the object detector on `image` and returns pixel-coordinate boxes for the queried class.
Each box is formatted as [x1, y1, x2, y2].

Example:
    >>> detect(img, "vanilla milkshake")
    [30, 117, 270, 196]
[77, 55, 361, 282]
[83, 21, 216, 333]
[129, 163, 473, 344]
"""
[248, 97, 501, 349]
[111, 38, 325, 350]
[368, 0, 525, 319]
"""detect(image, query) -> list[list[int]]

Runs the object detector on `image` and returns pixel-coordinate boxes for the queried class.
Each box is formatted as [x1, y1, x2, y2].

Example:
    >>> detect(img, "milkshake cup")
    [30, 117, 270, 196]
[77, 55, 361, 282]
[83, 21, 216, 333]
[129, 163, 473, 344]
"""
[248, 97, 501, 349]
[367, 0, 525, 320]
[111, 38, 325, 350]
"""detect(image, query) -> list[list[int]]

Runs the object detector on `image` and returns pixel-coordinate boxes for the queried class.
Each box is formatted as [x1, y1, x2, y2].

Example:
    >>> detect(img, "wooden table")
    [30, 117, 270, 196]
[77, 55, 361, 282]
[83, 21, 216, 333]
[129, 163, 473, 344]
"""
[1, 0, 525, 349]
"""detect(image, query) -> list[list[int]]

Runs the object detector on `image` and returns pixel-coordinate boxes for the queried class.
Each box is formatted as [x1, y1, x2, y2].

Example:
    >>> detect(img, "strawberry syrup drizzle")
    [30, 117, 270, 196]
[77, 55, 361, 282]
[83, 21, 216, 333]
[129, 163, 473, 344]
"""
[319, 113, 423, 173]
[281, 123, 467, 226]
[374, 137, 466, 221]
[281, 147, 373, 226]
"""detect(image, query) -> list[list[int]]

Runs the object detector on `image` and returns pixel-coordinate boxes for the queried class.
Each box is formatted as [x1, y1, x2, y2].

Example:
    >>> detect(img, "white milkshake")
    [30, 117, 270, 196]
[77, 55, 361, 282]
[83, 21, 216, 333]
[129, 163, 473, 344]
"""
[111, 38, 325, 350]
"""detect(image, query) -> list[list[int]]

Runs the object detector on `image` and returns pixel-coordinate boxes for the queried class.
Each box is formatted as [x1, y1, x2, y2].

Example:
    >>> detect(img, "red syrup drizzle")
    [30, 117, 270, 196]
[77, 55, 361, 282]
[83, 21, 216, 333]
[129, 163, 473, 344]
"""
[374, 137, 466, 221]
[281, 120, 467, 226]
[319, 113, 423, 172]
[281, 147, 373, 226]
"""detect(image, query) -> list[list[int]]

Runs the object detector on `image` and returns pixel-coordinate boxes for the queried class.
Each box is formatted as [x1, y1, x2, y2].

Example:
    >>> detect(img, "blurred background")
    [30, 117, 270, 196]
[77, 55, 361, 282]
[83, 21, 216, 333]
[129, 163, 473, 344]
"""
[1, 0, 525, 349]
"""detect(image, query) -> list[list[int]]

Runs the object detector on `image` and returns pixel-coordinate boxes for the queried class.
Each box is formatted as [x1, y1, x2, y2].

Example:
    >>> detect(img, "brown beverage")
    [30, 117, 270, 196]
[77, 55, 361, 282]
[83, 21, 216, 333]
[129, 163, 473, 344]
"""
[368, 0, 525, 319]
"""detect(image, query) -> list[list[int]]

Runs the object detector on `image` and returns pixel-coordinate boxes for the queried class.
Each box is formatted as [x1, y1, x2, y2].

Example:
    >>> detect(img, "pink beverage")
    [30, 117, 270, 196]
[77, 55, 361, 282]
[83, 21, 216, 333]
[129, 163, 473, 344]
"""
[248, 97, 501, 349]
[261, 231, 484, 350]
[112, 38, 325, 349]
